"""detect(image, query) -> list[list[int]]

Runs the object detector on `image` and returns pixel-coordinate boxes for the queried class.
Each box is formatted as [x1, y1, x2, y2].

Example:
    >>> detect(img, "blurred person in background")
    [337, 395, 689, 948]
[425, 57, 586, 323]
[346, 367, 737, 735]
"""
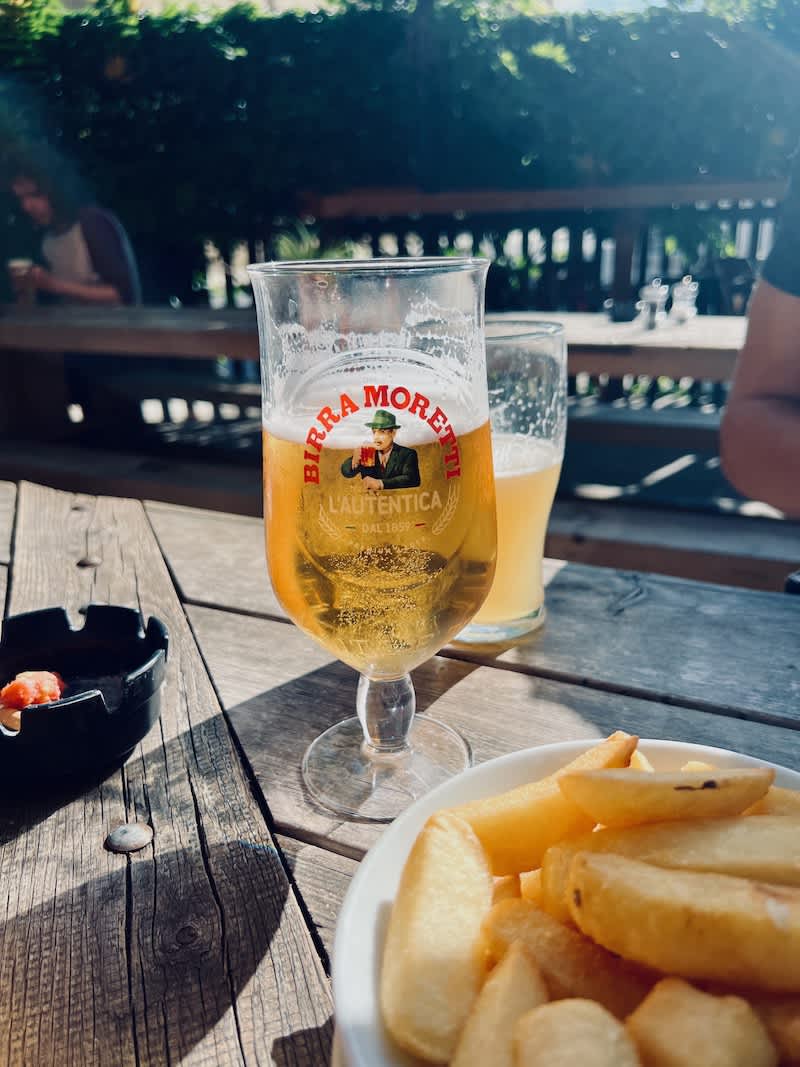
[721, 163, 800, 518]
[4, 146, 142, 438]
[7, 147, 140, 306]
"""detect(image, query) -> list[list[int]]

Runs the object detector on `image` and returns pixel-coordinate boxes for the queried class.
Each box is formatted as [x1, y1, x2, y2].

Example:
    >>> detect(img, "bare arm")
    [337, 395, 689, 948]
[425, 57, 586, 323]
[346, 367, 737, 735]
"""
[48, 275, 121, 304]
[720, 279, 800, 517]
[30, 265, 121, 305]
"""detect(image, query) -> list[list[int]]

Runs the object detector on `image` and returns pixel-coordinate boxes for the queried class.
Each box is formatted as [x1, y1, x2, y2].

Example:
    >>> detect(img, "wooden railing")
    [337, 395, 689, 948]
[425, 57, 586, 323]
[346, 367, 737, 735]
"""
[292, 179, 787, 313]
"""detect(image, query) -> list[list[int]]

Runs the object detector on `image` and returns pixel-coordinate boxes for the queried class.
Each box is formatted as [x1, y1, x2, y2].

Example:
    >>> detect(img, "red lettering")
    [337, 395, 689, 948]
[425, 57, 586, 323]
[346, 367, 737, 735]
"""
[390, 386, 411, 410]
[363, 384, 389, 408]
[427, 406, 447, 433]
[304, 464, 320, 484]
[443, 446, 460, 470]
[303, 450, 319, 462]
[340, 392, 360, 417]
[317, 405, 340, 431]
[409, 391, 430, 420]
[439, 425, 457, 449]
[446, 467, 461, 480]
[306, 427, 326, 452]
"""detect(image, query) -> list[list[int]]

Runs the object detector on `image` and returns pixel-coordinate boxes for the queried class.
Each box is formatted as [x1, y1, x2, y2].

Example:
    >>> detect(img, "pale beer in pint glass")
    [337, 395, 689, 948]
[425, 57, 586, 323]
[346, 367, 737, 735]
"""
[249, 257, 496, 821]
[457, 320, 566, 644]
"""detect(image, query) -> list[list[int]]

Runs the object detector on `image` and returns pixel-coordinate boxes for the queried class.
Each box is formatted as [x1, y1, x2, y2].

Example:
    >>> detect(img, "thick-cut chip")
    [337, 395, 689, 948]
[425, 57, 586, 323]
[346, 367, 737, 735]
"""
[492, 875, 520, 904]
[558, 767, 773, 828]
[630, 750, 655, 773]
[483, 898, 656, 1018]
[541, 816, 800, 923]
[704, 985, 800, 1066]
[568, 852, 800, 993]
[450, 942, 548, 1067]
[380, 812, 493, 1063]
[451, 732, 638, 875]
[626, 977, 778, 1067]
[519, 869, 543, 906]
[748, 995, 800, 1065]
[680, 760, 716, 773]
[515, 998, 641, 1066]
[747, 786, 800, 816]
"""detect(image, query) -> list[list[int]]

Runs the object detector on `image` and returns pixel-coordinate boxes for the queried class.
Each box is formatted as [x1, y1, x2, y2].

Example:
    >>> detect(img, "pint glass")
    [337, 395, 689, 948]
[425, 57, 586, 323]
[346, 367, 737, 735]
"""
[457, 320, 566, 644]
[249, 257, 496, 820]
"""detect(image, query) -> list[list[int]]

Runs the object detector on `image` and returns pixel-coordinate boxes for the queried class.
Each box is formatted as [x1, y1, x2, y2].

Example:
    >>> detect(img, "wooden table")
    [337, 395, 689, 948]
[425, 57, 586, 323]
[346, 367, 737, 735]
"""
[0, 304, 745, 459]
[2, 480, 799, 1064]
[0, 304, 747, 381]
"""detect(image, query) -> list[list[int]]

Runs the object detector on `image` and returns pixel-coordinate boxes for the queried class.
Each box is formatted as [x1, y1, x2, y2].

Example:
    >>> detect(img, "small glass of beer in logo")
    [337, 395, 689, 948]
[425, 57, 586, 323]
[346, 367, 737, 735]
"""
[248, 257, 496, 821]
[456, 320, 566, 644]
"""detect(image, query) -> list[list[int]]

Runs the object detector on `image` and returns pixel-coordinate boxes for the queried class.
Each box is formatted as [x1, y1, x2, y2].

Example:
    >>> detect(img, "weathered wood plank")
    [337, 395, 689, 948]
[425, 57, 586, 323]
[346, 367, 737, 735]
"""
[547, 501, 800, 593]
[451, 562, 800, 726]
[277, 836, 357, 965]
[0, 483, 332, 1066]
[151, 503, 800, 725]
[0, 481, 15, 565]
[187, 605, 800, 858]
[146, 501, 277, 617]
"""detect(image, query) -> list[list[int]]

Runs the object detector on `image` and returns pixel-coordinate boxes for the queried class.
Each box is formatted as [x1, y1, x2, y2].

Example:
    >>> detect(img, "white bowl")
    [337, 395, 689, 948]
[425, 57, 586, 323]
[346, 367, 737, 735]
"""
[332, 737, 800, 1067]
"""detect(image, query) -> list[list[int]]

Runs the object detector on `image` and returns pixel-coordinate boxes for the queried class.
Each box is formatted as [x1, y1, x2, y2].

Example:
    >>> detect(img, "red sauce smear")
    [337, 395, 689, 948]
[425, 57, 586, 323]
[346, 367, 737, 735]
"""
[0, 671, 67, 731]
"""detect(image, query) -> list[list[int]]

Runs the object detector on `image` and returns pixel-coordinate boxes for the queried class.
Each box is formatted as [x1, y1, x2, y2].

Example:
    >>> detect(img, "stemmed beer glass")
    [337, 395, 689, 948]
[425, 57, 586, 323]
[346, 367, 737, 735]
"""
[249, 258, 496, 821]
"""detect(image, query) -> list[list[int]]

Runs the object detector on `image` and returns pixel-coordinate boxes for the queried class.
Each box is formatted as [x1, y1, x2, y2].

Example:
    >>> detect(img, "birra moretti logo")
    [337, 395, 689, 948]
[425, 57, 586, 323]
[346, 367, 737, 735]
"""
[301, 384, 461, 484]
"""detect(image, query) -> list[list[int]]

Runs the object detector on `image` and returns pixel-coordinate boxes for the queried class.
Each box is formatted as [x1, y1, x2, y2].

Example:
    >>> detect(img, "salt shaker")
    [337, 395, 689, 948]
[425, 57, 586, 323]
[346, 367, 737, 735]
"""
[638, 279, 669, 330]
[670, 275, 699, 324]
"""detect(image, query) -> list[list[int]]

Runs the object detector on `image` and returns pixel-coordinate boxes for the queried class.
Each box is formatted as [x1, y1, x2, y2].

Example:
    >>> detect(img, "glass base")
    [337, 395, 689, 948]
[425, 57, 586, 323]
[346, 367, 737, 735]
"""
[454, 604, 546, 645]
[301, 715, 472, 822]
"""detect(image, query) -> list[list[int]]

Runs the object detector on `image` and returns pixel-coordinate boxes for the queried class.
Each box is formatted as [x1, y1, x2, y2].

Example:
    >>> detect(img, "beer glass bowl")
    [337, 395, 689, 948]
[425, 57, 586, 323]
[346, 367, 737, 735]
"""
[456, 319, 567, 644]
[248, 257, 496, 822]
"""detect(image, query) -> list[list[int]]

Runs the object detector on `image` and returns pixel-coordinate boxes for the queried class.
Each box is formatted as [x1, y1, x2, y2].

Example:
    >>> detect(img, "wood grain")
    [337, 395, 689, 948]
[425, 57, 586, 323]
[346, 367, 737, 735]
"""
[187, 604, 800, 858]
[449, 563, 800, 727]
[0, 483, 332, 1066]
[276, 836, 357, 965]
[547, 500, 800, 593]
[146, 501, 277, 617]
[149, 503, 800, 726]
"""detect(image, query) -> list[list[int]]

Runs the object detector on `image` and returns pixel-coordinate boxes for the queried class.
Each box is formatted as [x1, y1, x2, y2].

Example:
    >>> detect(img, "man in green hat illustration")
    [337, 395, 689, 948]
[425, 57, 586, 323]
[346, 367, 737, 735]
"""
[341, 409, 421, 490]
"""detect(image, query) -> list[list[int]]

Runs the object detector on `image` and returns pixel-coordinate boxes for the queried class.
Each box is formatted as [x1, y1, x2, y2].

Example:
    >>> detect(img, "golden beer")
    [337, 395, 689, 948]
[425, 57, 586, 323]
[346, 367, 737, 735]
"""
[470, 433, 561, 628]
[263, 420, 496, 679]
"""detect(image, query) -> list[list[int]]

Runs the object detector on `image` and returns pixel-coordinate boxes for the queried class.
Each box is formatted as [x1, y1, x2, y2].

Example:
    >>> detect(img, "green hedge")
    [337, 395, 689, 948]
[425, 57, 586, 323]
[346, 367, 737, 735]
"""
[2, 0, 798, 301]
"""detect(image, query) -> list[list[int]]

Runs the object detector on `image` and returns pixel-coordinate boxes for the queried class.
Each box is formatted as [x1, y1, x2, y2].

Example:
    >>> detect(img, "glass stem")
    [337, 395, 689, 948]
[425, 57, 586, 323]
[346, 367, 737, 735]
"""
[356, 673, 415, 754]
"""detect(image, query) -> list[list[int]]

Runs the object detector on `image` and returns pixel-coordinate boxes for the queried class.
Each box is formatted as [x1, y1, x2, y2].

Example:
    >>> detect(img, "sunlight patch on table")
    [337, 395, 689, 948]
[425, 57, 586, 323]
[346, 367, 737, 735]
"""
[639, 454, 697, 488]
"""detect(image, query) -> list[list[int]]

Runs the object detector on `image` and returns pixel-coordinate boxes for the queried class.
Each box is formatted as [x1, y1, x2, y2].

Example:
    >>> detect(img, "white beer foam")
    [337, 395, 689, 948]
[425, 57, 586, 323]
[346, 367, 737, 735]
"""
[264, 352, 488, 445]
[491, 433, 562, 477]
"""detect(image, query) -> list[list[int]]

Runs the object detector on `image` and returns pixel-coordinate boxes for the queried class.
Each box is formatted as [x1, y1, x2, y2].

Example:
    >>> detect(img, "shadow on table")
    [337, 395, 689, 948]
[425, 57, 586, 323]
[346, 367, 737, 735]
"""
[220, 656, 483, 813]
[272, 1020, 335, 1067]
[0, 770, 122, 846]
[0, 838, 329, 1063]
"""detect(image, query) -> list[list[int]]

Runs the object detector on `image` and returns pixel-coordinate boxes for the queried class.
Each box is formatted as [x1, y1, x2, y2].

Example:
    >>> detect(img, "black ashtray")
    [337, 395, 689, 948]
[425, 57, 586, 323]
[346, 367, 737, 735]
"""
[0, 605, 168, 786]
